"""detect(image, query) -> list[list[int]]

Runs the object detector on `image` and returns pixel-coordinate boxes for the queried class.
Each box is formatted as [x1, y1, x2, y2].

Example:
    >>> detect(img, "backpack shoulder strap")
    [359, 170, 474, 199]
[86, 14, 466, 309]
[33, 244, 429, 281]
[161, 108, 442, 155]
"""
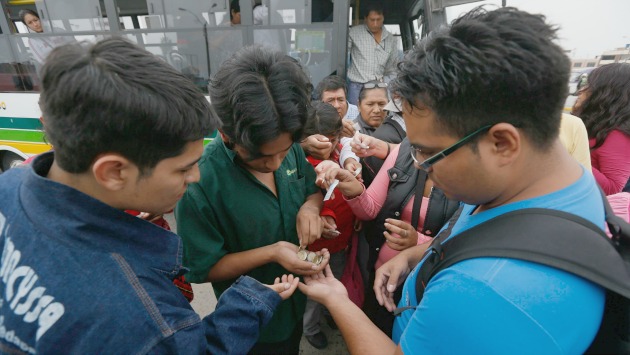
[416, 208, 630, 302]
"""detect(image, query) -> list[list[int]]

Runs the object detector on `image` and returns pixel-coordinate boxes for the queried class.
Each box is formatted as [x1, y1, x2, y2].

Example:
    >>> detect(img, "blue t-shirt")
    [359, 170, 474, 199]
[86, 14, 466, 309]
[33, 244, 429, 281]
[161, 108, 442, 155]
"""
[393, 169, 606, 354]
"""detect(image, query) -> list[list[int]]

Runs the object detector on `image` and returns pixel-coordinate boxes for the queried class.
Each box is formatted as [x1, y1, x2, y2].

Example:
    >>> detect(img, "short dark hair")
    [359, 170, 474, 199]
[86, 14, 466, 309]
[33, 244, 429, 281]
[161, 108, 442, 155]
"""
[303, 101, 343, 138]
[210, 45, 312, 155]
[362, 3, 384, 18]
[315, 75, 347, 100]
[40, 38, 217, 174]
[19, 9, 39, 23]
[392, 7, 570, 150]
[571, 63, 630, 149]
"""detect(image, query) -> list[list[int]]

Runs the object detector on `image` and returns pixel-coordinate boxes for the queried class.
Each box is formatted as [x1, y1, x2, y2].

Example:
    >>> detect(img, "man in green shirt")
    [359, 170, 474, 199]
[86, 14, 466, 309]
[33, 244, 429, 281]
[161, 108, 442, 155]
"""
[176, 46, 327, 354]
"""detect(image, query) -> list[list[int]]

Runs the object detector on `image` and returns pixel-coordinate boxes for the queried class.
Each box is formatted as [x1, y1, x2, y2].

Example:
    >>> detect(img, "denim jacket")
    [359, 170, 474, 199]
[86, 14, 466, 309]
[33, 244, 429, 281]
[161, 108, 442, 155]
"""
[0, 153, 281, 354]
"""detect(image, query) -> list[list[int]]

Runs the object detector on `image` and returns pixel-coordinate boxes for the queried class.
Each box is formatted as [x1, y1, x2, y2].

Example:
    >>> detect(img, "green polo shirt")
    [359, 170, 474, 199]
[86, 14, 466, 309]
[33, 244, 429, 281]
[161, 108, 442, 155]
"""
[176, 138, 319, 343]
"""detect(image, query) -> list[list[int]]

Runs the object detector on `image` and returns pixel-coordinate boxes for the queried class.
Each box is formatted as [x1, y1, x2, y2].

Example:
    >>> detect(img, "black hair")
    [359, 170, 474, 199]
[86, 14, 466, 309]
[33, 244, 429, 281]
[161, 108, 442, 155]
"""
[303, 101, 343, 138]
[359, 80, 388, 103]
[391, 6, 570, 150]
[230, 0, 240, 21]
[40, 37, 217, 175]
[571, 63, 630, 149]
[315, 75, 347, 100]
[19, 9, 39, 23]
[362, 3, 384, 18]
[210, 45, 312, 156]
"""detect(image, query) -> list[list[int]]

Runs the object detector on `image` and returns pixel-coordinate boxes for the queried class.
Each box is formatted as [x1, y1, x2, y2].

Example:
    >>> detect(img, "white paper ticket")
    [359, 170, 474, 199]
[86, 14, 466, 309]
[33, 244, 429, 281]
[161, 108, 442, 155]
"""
[324, 179, 339, 201]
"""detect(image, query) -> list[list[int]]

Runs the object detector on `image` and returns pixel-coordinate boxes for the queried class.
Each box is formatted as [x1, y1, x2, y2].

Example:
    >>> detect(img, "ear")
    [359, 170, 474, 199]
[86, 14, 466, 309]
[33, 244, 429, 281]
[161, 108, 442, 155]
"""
[218, 130, 229, 143]
[485, 123, 520, 167]
[91, 154, 137, 191]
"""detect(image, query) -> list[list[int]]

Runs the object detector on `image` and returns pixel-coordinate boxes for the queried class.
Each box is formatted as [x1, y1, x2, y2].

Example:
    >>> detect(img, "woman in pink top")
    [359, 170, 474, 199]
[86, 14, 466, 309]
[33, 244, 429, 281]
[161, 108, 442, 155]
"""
[572, 63, 630, 195]
[316, 135, 458, 337]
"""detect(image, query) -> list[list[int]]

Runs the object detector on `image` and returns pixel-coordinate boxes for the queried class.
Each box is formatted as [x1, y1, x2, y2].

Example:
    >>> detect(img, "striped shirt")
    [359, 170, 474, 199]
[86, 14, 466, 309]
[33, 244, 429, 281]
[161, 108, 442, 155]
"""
[347, 25, 398, 84]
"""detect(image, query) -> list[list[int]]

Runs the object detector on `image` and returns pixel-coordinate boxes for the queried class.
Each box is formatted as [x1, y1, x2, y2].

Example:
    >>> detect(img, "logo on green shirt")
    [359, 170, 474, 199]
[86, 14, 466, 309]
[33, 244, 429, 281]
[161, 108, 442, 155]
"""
[286, 168, 297, 176]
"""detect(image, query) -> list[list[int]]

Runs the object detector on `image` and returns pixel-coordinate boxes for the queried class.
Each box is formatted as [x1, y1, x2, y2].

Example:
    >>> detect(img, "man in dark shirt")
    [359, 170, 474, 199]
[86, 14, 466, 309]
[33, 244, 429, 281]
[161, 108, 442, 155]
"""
[176, 45, 327, 354]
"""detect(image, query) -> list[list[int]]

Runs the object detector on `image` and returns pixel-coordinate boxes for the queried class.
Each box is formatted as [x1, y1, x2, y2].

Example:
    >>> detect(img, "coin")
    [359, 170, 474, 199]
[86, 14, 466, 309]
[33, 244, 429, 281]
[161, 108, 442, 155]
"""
[314, 255, 324, 265]
[297, 249, 308, 261]
[306, 251, 316, 262]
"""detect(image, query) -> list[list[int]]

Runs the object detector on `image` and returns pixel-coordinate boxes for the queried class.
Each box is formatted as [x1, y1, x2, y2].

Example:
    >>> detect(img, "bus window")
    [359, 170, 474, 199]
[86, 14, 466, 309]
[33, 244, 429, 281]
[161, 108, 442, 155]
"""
[384, 24, 404, 59]
[29, 0, 108, 33]
[263, 0, 311, 25]
[123, 0, 230, 29]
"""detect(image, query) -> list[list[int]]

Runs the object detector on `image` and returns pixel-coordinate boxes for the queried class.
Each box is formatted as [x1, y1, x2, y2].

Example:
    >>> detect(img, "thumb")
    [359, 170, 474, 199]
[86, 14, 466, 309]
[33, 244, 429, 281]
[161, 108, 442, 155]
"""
[386, 272, 400, 293]
[315, 134, 330, 142]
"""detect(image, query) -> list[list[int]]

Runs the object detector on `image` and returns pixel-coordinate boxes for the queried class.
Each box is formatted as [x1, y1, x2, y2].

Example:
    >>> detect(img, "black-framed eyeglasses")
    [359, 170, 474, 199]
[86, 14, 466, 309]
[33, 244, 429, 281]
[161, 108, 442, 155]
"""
[410, 125, 492, 171]
[363, 82, 388, 89]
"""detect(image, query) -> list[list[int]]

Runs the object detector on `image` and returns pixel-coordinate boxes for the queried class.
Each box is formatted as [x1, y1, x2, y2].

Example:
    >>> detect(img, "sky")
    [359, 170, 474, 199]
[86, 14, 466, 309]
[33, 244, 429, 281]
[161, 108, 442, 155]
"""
[444, 0, 630, 59]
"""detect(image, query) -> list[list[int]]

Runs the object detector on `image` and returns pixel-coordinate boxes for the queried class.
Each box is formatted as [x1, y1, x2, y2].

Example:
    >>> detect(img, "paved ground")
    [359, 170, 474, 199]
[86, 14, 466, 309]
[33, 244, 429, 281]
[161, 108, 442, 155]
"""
[165, 213, 350, 354]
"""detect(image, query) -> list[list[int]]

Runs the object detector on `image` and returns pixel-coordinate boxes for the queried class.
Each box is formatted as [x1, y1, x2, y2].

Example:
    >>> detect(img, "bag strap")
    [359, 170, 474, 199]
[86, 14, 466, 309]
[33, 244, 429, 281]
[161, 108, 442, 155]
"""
[410, 171, 427, 230]
[416, 207, 630, 303]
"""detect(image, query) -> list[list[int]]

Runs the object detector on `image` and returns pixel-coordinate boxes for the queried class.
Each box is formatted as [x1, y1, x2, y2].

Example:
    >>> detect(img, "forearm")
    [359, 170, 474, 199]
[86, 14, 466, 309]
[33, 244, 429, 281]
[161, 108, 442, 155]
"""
[302, 192, 323, 214]
[326, 297, 397, 354]
[401, 243, 429, 270]
[206, 245, 276, 282]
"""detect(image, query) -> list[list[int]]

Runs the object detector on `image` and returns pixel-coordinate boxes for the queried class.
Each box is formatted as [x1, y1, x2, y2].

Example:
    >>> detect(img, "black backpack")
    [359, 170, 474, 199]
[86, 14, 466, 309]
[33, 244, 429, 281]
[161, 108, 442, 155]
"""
[415, 195, 630, 354]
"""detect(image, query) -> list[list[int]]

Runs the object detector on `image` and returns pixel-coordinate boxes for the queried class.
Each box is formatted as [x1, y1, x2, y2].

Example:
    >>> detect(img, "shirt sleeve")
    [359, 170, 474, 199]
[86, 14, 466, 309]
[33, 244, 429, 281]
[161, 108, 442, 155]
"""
[345, 144, 400, 220]
[591, 130, 630, 195]
[201, 276, 281, 354]
[339, 137, 359, 168]
[175, 183, 228, 284]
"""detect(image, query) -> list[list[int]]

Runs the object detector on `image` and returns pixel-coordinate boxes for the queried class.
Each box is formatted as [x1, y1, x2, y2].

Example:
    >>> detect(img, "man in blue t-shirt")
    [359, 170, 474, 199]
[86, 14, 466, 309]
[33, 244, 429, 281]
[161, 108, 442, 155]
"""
[297, 7, 606, 354]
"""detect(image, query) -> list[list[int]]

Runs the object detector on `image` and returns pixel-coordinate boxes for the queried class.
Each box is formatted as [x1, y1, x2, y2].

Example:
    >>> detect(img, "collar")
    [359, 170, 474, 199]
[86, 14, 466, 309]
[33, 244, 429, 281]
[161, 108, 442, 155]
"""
[218, 137, 239, 162]
[21, 152, 184, 275]
[357, 115, 377, 133]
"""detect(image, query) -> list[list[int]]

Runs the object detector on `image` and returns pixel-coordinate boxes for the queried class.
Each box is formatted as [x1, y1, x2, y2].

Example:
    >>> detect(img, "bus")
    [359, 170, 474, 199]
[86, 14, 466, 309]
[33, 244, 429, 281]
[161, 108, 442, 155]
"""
[0, 0, 480, 172]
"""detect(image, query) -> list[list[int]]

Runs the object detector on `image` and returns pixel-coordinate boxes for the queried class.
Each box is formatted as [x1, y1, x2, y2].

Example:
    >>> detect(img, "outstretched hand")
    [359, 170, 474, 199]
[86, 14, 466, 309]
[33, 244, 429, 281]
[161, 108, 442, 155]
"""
[265, 274, 299, 300]
[298, 264, 348, 306]
[274, 242, 331, 276]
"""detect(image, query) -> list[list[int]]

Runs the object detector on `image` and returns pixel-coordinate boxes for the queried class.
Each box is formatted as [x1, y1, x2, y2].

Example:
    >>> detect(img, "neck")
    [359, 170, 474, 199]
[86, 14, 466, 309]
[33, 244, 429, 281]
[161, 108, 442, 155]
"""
[477, 141, 583, 213]
[47, 160, 120, 208]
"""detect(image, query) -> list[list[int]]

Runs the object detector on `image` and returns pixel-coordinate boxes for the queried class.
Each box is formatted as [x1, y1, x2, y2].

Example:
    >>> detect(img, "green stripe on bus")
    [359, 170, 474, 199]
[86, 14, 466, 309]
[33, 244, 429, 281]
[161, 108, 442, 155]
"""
[0, 117, 42, 130]
[0, 129, 46, 143]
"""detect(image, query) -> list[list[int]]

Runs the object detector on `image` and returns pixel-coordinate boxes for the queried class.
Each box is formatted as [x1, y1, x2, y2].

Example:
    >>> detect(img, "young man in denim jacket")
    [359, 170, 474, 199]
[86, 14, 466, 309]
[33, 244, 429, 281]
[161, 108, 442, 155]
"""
[0, 38, 298, 354]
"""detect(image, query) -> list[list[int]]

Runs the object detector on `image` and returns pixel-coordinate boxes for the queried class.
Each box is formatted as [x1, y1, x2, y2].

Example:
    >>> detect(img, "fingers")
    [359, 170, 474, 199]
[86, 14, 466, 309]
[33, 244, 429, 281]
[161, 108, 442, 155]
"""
[321, 216, 337, 230]
[341, 119, 356, 138]
[297, 211, 322, 246]
[269, 275, 300, 300]
[303, 135, 332, 160]
[373, 270, 389, 306]
[383, 231, 407, 251]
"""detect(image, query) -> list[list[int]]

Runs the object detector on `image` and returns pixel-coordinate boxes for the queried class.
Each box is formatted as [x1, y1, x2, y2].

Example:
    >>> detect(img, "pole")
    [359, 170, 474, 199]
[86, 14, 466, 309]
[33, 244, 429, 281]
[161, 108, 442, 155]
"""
[203, 22, 211, 85]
